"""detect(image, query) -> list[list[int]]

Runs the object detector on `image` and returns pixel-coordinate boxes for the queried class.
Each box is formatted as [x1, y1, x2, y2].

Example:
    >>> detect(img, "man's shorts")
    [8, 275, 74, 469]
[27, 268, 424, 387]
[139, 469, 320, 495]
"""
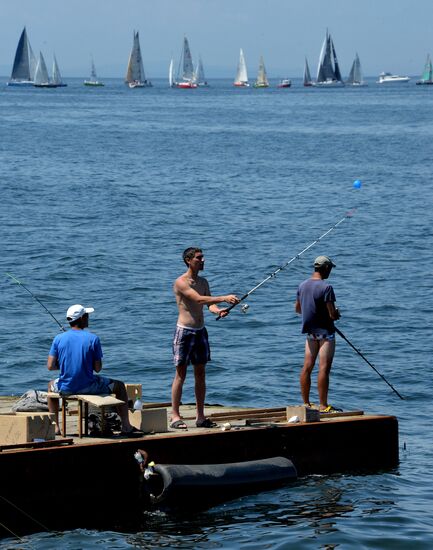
[50, 375, 115, 395]
[306, 331, 335, 342]
[173, 325, 211, 367]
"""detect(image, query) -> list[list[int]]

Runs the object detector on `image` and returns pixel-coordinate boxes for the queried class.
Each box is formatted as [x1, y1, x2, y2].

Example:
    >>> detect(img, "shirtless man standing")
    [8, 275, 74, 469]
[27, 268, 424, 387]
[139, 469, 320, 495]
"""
[171, 247, 239, 429]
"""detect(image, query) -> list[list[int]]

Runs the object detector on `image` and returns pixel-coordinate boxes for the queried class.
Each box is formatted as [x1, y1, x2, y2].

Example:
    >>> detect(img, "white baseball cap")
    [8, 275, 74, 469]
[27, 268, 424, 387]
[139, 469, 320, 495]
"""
[66, 304, 95, 322]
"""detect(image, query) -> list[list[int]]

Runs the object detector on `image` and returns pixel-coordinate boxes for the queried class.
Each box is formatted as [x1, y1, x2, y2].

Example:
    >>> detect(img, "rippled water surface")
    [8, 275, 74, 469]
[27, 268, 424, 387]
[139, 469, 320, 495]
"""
[1, 78, 432, 548]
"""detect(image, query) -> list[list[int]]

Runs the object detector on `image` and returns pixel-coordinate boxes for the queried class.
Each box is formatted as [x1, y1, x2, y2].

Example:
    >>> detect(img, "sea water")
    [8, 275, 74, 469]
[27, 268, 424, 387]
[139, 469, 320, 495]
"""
[1, 78, 433, 548]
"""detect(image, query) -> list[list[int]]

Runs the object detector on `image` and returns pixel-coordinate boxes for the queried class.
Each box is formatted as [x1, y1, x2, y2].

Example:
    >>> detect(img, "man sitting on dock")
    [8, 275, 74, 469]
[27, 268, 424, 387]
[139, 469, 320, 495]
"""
[47, 304, 142, 437]
[171, 247, 240, 429]
[295, 256, 341, 413]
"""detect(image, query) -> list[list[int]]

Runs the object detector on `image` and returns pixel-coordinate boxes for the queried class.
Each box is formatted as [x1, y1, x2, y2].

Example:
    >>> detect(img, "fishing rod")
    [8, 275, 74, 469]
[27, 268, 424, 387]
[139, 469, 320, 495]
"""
[335, 327, 405, 400]
[5, 273, 66, 332]
[216, 209, 356, 320]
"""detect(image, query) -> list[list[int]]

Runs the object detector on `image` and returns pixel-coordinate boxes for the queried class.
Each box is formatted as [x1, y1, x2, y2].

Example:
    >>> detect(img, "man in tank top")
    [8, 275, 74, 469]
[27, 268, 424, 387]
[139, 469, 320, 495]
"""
[171, 247, 239, 429]
[295, 255, 341, 413]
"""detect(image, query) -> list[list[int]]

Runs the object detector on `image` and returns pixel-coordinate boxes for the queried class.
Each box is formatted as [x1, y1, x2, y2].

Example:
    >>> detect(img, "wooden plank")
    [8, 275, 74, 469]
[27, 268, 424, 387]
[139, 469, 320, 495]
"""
[0, 438, 74, 451]
[76, 395, 124, 407]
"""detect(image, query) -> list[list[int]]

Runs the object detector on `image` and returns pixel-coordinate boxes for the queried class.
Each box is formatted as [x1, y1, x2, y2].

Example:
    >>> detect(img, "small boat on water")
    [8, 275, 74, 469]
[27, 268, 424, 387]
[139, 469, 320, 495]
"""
[125, 31, 152, 88]
[377, 72, 410, 84]
[194, 55, 209, 87]
[253, 56, 270, 88]
[174, 36, 198, 88]
[33, 52, 66, 88]
[7, 27, 37, 86]
[416, 54, 433, 85]
[84, 57, 104, 87]
[303, 57, 313, 87]
[277, 78, 291, 88]
[234, 48, 249, 87]
[315, 30, 344, 87]
[346, 53, 367, 87]
[51, 54, 67, 87]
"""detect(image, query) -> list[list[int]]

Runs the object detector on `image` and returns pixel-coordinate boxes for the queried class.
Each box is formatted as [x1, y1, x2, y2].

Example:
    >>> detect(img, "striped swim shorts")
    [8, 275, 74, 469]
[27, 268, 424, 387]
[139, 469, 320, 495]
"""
[306, 331, 335, 341]
[173, 325, 211, 367]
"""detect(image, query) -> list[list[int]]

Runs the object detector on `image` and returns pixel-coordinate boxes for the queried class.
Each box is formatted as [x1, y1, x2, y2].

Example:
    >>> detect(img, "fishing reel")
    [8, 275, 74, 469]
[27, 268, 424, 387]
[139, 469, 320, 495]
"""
[240, 303, 250, 314]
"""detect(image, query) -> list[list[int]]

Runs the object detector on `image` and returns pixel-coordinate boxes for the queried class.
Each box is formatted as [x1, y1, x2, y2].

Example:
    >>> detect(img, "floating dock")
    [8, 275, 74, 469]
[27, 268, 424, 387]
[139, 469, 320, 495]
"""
[0, 396, 398, 538]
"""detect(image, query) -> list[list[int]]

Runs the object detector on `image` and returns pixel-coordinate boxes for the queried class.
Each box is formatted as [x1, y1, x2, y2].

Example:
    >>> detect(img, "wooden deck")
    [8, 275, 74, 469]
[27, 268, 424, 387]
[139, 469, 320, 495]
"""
[0, 395, 399, 538]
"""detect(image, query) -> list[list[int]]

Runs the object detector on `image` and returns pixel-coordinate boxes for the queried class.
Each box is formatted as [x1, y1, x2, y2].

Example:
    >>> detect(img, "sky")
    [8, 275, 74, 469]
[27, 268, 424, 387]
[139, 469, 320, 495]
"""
[1, 0, 432, 78]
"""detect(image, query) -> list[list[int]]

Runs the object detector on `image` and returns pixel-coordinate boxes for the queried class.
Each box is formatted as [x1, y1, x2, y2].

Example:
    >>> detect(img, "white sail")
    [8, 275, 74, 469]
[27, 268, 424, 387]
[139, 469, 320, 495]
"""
[34, 52, 50, 85]
[28, 43, 37, 81]
[169, 58, 174, 87]
[51, 55, 62, 85]
[235, 48, 248, 85]
[195, 56, 206, 85]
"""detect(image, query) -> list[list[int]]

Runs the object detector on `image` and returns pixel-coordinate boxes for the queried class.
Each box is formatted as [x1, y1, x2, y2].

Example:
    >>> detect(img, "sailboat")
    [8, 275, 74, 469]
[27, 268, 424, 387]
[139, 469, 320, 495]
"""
[84, 57, 104, 86]
[34, 52, 66, 88]
[234, 48, 249, 87]
[125, 31, 152, 88]
[7, 27, 37, 86]
[315, 30, 344, 87]
[169, 58, 174, 87]
[416, 54, 433, 85]
[303, 57, 313, 87]
[194, 56, 209, 87]
[175, 36, 197, 88]
[51, 55, 67, 87]
[34, 51, 53, 87]
[253, 56, 269, 88]
[346, 53, 367, 87]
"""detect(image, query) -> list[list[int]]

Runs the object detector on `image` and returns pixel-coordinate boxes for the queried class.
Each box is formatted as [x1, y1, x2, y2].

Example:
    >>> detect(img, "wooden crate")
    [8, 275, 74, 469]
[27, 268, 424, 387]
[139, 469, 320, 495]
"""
[0, 413, 56, 445]
[286, 405, 320, 423]
[129, 408, 167, 433]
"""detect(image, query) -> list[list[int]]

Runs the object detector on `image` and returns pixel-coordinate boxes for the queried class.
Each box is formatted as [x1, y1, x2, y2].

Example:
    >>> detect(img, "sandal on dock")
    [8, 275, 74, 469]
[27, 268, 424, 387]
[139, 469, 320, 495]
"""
[320, 405, 343, 413]
[196, 418, 217, 428]
[170, 420, 188, 430]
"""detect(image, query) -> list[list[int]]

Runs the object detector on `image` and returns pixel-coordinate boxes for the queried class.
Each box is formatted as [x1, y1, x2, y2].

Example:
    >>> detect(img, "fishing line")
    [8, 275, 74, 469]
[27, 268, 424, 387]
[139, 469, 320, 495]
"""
[0, 493, 51, 532]
[216, 209, 356, 320]
[5, 273, 66, 332]
[335, 327, 405, 400]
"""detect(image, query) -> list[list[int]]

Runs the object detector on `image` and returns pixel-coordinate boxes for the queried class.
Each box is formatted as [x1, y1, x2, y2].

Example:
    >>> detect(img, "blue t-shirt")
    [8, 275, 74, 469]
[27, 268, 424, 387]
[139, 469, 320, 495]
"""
[296, 278, 336, 334]
[49, 329, 103, 394]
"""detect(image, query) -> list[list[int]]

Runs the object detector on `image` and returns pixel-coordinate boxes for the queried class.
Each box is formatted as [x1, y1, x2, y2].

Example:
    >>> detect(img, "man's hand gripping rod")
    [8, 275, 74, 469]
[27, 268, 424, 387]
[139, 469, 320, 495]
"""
[216, 210, 355, 320]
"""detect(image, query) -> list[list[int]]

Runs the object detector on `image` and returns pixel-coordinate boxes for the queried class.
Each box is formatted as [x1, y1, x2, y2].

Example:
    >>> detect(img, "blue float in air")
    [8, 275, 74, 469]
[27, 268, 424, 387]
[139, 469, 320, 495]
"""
[353, 179, 362, 189]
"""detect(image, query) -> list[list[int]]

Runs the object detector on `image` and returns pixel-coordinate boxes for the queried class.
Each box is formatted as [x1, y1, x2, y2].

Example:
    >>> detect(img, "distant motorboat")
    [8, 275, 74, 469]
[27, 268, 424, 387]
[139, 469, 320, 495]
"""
[174, 36, 198, 88]
[253, 56, 269, 88]
[125, 31, 152, 88]
[277, 78, 291, 88]
[7, 27, 37, 86]
[84, 57, 104, 86]
[315, 30, 344, 87]
[346, 53, 367, 87]
[377, 72, 410, 84]
[416, 54, 433, 85]
[234, 48, 249, 87]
